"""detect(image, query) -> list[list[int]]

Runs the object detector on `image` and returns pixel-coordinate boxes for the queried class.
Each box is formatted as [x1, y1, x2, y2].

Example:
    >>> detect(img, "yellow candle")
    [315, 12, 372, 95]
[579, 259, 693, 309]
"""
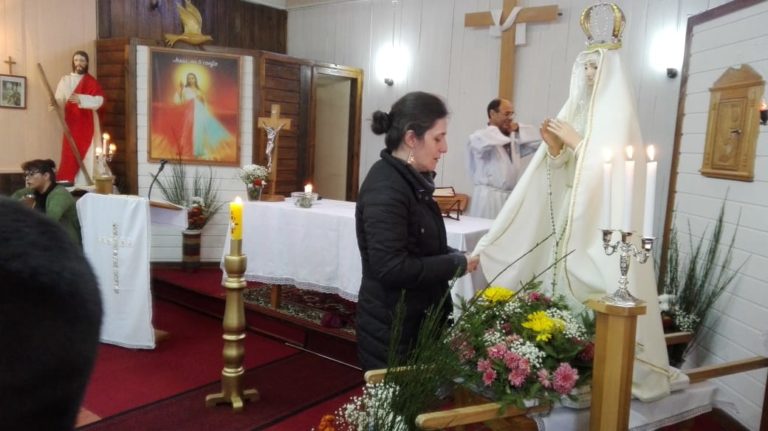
[230, 196, 243, 240]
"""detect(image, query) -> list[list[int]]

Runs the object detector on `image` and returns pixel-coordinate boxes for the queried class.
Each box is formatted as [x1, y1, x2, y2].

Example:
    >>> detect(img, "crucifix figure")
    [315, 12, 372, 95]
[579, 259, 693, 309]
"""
[4, 56, 16, 74]
[465, 0, 559, 102]
[257, 104, 291, 200]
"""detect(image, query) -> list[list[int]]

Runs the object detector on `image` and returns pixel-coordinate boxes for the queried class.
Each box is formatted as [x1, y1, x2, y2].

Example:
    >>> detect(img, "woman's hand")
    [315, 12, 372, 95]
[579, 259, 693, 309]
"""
[546, 119, 582, 150]
[465, 254, 480, 274]
[541, 119, 564, 156]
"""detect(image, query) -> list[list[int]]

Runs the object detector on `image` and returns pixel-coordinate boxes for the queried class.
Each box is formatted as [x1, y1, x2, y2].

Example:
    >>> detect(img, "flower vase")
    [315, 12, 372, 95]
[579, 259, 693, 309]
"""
[182, 229, 202, 272]
[246, 186, 263, 201]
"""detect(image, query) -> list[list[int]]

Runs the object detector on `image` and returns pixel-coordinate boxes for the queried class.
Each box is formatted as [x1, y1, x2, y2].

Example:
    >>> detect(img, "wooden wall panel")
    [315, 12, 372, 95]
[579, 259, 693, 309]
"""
[97, 0, 286, 53]
[256, 53, 310, 196]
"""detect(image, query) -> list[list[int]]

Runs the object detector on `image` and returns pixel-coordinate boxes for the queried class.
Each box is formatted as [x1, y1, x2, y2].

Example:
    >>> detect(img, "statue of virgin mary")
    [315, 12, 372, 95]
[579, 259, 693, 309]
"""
[472, 4, 672, 402]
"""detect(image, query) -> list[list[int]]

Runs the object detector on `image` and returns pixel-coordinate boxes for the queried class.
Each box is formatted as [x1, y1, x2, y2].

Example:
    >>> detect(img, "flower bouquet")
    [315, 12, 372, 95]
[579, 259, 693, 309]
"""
[448, 283, 594, 409]
[238, 164, 269, 201]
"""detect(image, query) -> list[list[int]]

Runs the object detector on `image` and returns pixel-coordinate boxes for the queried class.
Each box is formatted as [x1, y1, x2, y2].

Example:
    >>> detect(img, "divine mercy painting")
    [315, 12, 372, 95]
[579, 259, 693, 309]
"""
[149, 48, 240, 165]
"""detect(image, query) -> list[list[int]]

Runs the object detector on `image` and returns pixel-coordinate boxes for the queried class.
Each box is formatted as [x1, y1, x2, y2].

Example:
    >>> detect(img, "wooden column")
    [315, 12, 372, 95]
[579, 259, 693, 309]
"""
[587, 299, 646, 431]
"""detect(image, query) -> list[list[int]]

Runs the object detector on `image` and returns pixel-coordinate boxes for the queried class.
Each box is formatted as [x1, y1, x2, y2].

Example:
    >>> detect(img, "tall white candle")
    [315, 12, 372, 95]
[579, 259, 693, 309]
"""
[602, 149, 612, 228]
[623, 146, 635, 232]
[101, 133, 110, 155]
[643, 145, 658, 237]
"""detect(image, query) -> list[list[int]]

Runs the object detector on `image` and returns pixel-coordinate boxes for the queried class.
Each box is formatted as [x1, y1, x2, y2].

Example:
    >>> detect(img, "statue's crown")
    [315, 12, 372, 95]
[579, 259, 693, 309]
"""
[580, 3, 625, 50]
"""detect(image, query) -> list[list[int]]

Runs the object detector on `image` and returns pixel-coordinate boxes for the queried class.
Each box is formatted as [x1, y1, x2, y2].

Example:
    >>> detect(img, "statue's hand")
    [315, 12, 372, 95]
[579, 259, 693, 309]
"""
[541, 119, 564, 156]
[547, 119, 582, 150]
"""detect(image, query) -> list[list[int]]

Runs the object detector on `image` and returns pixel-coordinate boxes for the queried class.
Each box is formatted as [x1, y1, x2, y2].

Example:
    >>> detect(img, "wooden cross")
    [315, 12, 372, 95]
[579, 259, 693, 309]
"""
[465, 0, 558, 103]
[4, 56, 16, 74]
[257, 104, 291, 200]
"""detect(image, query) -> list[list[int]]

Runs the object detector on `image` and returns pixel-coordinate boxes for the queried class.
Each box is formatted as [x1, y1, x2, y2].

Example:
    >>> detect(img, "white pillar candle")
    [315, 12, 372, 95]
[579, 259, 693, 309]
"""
[602, 149, 613, 228]
[304, 183, 313, 196]
[623, 146, 635, 232]
[101, 133, 110, 155]
[643, 145, 658, 238]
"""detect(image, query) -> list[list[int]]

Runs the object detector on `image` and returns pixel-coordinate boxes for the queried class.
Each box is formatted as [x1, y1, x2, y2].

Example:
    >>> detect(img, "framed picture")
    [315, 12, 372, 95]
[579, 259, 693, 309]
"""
[148, 47, 241, 165]
[0, 75, 26, 109]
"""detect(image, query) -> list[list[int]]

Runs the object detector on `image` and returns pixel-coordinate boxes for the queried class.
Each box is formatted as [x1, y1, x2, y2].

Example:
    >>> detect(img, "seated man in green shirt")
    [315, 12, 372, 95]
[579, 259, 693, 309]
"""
[11, 159, 82, 247]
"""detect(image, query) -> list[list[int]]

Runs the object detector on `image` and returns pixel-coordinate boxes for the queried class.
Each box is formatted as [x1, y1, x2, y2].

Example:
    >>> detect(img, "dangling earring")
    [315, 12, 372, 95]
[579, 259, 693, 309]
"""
[407, 150, 415, 165]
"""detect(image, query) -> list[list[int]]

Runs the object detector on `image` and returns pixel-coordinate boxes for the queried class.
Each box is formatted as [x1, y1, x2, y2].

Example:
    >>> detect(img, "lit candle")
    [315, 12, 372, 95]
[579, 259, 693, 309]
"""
[101, 132, 110, 155]
[602, 149, 613, 228]
[643, 145, 658, 238]
[623, 146, 635, 232]
[95, 146, 103, 156]
[109, 143, 117, 156]
[230, 197, 243, 241]
[304, 183, 313, 196]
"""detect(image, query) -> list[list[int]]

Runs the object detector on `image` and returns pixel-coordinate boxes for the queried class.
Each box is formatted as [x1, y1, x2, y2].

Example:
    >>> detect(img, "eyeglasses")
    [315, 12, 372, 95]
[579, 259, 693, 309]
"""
[24, 171, 41, 177]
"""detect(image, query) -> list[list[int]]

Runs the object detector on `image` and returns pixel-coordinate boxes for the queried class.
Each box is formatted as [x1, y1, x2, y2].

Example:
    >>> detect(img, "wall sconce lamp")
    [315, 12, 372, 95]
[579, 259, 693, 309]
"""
[760, 99, 767, 126]
[666, 68, 678, 79]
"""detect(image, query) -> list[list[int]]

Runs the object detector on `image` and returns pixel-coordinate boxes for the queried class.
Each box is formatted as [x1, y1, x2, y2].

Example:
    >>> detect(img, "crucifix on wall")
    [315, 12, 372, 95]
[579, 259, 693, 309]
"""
[258, 104, 291, 201]
[4, 56, 17, 74]
[465, 0, 559, 102]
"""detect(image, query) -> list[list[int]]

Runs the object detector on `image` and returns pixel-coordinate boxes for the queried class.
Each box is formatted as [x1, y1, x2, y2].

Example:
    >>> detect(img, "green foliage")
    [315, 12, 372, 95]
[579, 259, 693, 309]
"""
[151, 161, 223, 230]
[659, 200, 745, 365]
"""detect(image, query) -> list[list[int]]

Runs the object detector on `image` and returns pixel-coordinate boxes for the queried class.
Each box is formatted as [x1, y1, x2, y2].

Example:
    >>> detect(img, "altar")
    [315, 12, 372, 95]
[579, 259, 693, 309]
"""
[221, 199, 492, 303]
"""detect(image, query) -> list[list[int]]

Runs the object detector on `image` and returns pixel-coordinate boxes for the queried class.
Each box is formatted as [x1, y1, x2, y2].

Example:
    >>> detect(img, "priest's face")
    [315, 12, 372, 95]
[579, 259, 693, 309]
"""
[490, 99, 517, 136]
[72, 54, 89, 75]
[407, 117, 448, 173]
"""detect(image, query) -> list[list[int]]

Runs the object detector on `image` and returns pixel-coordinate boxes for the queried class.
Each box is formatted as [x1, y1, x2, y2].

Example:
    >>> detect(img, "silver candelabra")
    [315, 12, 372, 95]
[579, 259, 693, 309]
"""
[601, 229, 654, 306]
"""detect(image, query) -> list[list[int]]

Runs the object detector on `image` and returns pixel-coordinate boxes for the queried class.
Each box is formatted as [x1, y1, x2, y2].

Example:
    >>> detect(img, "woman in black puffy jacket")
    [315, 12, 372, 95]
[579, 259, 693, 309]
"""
[355, 91, 479, 371]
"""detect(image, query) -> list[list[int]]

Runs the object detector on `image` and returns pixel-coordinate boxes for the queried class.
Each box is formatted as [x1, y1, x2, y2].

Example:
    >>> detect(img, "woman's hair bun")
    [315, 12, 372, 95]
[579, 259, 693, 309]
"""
[370, 110, 391, 135]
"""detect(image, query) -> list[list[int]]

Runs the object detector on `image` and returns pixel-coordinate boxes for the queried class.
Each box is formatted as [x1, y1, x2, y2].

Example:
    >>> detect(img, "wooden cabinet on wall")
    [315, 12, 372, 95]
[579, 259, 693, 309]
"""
[95, 39, 363, 198]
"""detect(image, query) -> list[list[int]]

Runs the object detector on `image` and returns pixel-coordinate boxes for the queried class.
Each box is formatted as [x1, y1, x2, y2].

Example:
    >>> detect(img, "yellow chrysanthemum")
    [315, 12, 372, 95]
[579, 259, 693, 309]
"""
[481, 286, 515, 303]
[522, 311, 565, 342]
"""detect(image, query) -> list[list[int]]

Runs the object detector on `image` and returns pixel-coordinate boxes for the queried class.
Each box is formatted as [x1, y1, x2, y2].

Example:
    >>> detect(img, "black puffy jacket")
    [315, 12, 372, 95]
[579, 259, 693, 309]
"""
[355, 149, 466, 371]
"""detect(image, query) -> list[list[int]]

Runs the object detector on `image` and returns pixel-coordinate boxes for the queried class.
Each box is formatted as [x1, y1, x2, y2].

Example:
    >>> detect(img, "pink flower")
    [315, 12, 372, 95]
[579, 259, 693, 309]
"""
[482, 369, 497, 386]
[537, 368, 552, 388]
[552, 363, 579, 395]
[487, 343, 507, 360]
[478, 359, 497, 386]
[503, 352, 531, 387]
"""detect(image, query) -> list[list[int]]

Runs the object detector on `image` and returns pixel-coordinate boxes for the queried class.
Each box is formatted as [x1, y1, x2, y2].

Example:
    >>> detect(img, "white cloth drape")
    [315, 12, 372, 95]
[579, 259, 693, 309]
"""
[221, 199, 491, 303]
[77, 194, 155, 349]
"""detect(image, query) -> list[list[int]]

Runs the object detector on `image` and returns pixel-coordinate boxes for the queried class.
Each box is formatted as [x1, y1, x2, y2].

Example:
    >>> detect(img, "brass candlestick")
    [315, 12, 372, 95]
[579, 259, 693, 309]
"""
[205, 238, 259, 411]
[601, 230, 653, 307]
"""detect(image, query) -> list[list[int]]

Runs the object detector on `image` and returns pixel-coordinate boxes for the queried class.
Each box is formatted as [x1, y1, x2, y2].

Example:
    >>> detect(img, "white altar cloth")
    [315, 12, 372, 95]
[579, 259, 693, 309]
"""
[77, 194, 155, 349]
[221, 199, 492, 302]
[534, 381, 716, 430]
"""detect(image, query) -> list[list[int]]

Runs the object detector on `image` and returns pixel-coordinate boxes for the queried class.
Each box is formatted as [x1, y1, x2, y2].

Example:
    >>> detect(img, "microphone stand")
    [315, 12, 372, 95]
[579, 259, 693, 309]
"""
[148, 160, 168, 200]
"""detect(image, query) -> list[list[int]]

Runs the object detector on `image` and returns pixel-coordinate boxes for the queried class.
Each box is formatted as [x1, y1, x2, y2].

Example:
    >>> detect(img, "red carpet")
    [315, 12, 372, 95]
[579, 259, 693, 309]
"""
[79, 352, 363, 431]
[82, 299, 298, 418]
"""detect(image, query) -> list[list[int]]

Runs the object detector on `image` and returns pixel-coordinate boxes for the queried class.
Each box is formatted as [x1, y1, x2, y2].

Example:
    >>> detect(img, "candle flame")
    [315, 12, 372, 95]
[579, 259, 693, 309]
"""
[102, 133, 110, 140]
[625, 146, 634, 160]
[646, 145, 656, 161]
[234, 196, 242, 204]
[761, 99, 767, 111]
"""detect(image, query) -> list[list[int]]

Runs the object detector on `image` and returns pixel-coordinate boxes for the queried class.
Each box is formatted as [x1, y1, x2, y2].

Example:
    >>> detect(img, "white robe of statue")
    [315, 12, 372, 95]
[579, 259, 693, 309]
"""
[472, 47, 671, 402]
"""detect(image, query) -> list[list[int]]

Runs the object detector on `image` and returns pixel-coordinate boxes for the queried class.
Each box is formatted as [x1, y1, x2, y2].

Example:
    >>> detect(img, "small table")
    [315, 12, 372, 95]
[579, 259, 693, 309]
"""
[221, 199, 492, 306]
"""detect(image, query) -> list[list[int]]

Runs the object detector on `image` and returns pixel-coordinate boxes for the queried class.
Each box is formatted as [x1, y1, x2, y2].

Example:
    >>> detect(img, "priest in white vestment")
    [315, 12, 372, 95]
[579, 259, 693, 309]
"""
[467, 98, 540, 219]
[472, 42, 671, 400]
